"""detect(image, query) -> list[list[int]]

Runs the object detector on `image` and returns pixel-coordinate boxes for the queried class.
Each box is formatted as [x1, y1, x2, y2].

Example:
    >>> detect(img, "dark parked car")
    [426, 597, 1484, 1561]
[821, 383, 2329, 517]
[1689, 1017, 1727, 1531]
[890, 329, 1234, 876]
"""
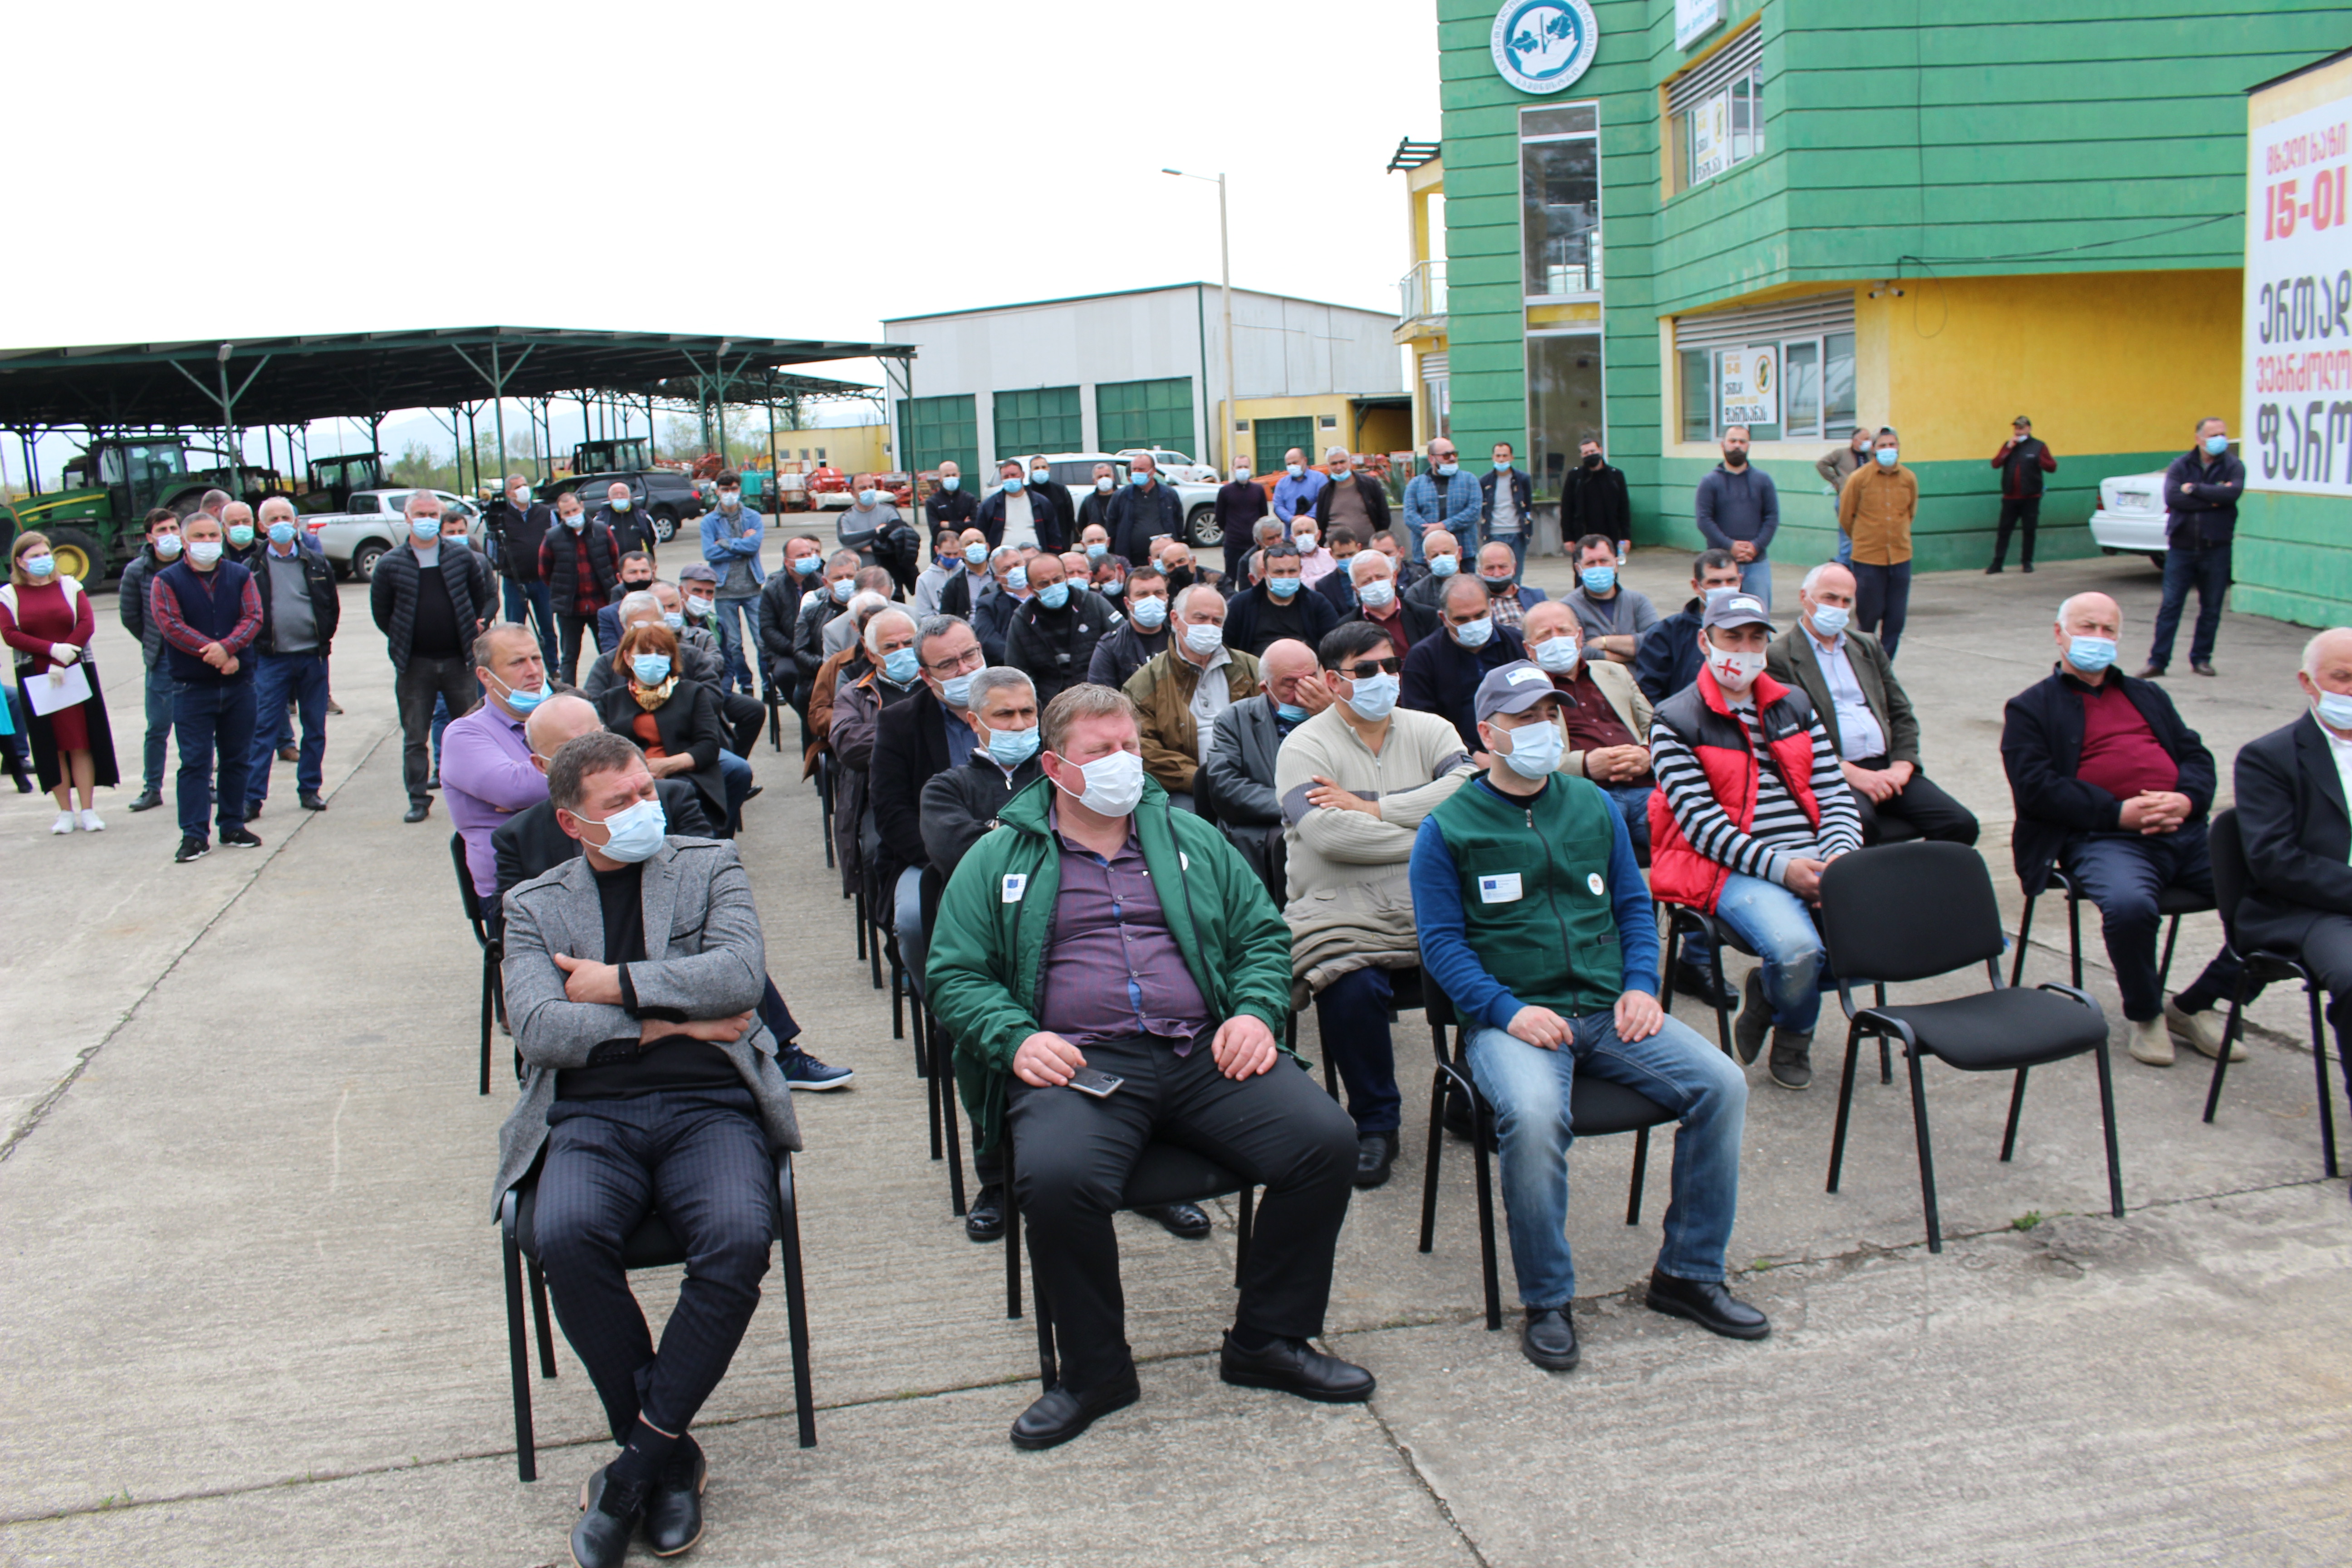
[535, 469, 707, 544]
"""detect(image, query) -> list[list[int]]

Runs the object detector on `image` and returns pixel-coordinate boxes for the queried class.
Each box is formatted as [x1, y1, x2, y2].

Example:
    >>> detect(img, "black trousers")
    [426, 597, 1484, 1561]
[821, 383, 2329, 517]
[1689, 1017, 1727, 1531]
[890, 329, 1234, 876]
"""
[1991, 497, 2041, 569]
[536, 1088, 774, 1443]
[1849, 756, 1980, 847]
[394, 655, 477, 804]
[720, 688, 765, 758]
[2294, 914, 2352, 1103]
[556, 612, 596, 688]
[1008, 1034, 1359, 1392]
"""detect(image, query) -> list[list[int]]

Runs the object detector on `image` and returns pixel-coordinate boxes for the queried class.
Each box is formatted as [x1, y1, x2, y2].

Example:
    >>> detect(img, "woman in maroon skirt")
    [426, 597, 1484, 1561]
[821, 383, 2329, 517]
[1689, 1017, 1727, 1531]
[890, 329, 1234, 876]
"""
[0, 530, 121, 833]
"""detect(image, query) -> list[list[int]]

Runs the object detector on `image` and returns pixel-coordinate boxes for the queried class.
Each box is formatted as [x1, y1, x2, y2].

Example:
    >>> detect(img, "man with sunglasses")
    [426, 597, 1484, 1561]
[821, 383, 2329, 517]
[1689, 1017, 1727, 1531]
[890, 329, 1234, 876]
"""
[1273, 622, 1478, 1188]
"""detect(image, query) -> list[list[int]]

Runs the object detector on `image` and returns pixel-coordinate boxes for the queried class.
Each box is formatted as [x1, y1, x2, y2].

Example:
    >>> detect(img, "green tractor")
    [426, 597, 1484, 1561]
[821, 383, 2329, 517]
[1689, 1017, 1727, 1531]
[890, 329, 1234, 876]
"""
[7, 436, 234, 584]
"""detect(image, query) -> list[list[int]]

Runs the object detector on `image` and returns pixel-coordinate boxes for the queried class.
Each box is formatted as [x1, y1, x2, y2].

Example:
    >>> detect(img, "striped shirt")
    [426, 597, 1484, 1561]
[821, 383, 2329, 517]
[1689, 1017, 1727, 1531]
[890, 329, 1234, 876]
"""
[1650, 700, 1862, 884]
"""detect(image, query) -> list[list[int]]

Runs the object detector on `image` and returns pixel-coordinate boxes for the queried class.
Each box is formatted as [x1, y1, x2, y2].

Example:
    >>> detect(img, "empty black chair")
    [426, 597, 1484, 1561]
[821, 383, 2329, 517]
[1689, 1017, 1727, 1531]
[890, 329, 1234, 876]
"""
[1821, 842, 2118, 1253]
[1001, 1137, 1255, 1388]
[450, 831, 502, 1096]
[2200, 808, 2341, 1175]
[1416, 980, 1676, 1330]
[498, 1154, 815, 1482]
[2009, 867, 2212, 992]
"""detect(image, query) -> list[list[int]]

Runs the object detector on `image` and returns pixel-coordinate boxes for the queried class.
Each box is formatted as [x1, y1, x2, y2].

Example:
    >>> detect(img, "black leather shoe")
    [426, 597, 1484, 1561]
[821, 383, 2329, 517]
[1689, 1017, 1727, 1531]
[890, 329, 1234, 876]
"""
[642, 1438, 706, 1557]
[1522, 1306, 1579, 1371]
[2136, 663, 2166, 680]
[965, 1185, 1005, 1243]
[1733, 970, 1769, 1066]
[425, 771, 440, 791]
[403, 801, 431, 823]
[2192, 662, 2217, 677]
[127, 790, 164, 813]
[1672, 959, 1739, 1014]
[1645, 1273, 1771, 1340]
[1354, 1132, 1397, 1190]
[220, 826, 263, 849]
[1137, 1201, 1211, 1239]
[299, 792, 328, 811]
[1984, 562, 2003, 574]
[1009, 1371, 1140, 1450]
[1218, 1332, 1375, 1402]
[571, 1466, 648, 1568]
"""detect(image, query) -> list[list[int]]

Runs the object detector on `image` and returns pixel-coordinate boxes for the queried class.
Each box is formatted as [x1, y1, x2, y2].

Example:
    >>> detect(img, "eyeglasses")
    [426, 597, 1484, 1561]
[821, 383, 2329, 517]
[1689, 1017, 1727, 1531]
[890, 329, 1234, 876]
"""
[1338, 657, 1402, 678]
[926, 647, 984, 675]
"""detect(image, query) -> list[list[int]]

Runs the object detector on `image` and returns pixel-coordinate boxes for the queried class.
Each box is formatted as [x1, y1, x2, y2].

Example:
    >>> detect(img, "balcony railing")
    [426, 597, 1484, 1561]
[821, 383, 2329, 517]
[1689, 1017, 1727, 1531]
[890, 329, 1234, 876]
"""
[1398, 259, 1447, 327]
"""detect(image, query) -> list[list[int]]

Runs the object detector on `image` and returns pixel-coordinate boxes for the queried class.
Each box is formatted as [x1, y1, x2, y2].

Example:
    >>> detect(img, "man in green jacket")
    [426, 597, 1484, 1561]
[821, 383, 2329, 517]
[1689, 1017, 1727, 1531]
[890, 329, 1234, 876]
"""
[927, 684, 1370, 1451]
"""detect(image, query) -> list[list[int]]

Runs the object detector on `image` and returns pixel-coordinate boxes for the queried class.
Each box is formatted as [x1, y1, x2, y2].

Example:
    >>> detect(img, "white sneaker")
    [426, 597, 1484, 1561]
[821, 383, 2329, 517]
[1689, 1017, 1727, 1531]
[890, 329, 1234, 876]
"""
[77, 808, 104, 833]
[2127, 1015, 2174, 1066]
[49, 810, 76, 834]
[2166, 998, 2244, 1062]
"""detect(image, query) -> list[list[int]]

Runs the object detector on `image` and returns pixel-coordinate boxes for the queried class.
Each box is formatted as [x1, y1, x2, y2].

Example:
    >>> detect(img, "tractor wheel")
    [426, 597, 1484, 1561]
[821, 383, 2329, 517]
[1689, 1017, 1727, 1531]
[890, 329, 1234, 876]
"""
[45, 527, 107, 585]
[1186, 505, 1221, 550]
[353, 542, 388, 581]
[651, 508, 680, 545]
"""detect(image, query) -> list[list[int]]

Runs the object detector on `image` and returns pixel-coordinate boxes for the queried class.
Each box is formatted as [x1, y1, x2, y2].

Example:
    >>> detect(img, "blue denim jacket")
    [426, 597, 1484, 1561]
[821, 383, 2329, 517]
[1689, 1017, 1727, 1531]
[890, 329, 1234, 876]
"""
[700, 506, 767, 586]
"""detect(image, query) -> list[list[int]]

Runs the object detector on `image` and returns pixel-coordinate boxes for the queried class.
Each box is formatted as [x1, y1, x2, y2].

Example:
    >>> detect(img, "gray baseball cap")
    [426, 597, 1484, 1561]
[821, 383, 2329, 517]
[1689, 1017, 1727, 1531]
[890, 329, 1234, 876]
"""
[1700, 589, 1773, 632]
[676, 561, 720, 585]
[1474, 661, 1559, 722]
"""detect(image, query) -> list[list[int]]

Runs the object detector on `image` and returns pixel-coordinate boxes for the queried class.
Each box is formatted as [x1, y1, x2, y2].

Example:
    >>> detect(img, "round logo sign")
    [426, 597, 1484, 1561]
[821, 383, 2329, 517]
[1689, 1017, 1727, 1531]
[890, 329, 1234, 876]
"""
[1491, 0, 1599, 95]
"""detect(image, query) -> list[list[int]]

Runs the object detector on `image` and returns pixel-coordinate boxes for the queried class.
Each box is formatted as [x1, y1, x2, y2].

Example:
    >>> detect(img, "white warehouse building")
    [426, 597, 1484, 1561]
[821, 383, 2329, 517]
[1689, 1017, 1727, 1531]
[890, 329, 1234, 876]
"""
[880, 283, 1410, 481]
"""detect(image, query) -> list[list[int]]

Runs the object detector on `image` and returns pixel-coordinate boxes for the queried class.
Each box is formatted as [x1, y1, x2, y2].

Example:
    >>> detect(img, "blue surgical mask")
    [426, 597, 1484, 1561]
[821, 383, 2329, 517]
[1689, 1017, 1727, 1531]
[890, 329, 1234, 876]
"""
[964, 543, 987, 565]
[941, 474, 961, 491]
[662, 612, 686, 631]
[1086, 542, 1107, 561]
[441, 532, 468, 552]
[1030, 469, 1050, 486]
[1274, 701, 1309, 723]
[941, 671, 976, 707]
[153, 535, 183, 559]
[1494, 459, 1513, 472]
[1453, 615, 1494, 649]
[1131, 595, 1168, 629]
[1532, 636, 1579, 673]
[267, 521, 296, 545]
[2067, 635, 2117, 674]
[831, 578, 854, 602]
[1358, 578, 1396, 609]
[2315, 691, 2352, 731]
[1037, 582, 1071, 610]
[857, 489, 879, 507]
[1810, 604, 1851, 637]
[1429, 554, 1459, 577]
[987, 723, 1042, 767]
[226, 524, 254, 547]
[411, 520, 440, 542]
[631, 653, 672, 685]
[1436, 462, 1459, 477]
[610, 496, 633, 512]
[578, 795, 666, 863]
[497, 674, 553, 714]
[884, 647, 920, 683]
[794, 554, 821, 575]
[1286, 463, 1305, 479]
[1131, 471, 1152, 487]
[1875, 448, 1899, 468]
[563, 512, 585, 530]
[1499, 719, 1564, 779]
[2203, 434, 2230, 456]
[1580, 566, 1617, 594]
[1345, 671, 1400, 721]
[1006, 566, 1029, 592]
[1183, 621, 1225, 657]
[188, 540, 223, 566]
[24, 553, 55, 577]
[1267, 575, 1301, 598]
[1001, 477, 1023, 495]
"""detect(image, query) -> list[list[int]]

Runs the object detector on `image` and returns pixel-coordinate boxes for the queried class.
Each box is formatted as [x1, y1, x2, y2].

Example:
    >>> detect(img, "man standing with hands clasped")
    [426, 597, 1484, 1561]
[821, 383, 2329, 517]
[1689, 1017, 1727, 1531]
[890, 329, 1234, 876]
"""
[148, 508, 265, 862]
[1694, 426, 1779, 608]
[1414, 662, 1763, 1371]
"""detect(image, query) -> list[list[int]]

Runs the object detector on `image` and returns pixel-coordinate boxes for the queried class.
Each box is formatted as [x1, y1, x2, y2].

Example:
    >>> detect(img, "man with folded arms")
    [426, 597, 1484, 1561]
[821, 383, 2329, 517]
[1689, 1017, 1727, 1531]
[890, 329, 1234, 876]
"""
[496, 730, 801, 1566]
[1414, 662, 1762, 1372]
[926, 685, 1368, 1450]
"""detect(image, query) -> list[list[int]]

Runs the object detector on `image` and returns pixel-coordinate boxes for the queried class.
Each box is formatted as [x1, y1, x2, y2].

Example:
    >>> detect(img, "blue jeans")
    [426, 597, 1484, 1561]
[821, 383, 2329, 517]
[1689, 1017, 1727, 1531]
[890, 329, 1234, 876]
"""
[1313, 966, 1402, 1135]
[1467, 1011, 1747, 1308]
[142, 664, 178, 794]
[713, 597, 761, 695]
[1835, 529, 1853, 567]
[247, 651, 328, 804]
[1491, 531, 1528, 578]
[895, 864, 927, 997]
[1852, 561, 1911, 659]
[174, 674, 257, 841]
[1737, 554, 1772, 610]
[1711, 872, 1830, 1034]
[2149, 540, 2231, 670]
[503, 576, 558, 666]
[1603, 782, 1653, 852]
[717, 748, 752, 829]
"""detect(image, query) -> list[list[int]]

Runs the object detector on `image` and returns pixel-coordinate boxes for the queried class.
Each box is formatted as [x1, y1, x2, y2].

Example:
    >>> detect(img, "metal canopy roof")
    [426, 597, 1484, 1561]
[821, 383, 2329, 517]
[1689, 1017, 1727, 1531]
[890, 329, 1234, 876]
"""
[0, 326, 915, 431]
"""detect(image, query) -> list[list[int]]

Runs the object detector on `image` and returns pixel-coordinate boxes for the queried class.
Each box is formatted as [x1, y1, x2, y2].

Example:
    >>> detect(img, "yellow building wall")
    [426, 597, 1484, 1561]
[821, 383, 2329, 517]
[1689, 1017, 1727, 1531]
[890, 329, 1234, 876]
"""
[1358, 405, 1413, 454]
[756, 426, 889, 474]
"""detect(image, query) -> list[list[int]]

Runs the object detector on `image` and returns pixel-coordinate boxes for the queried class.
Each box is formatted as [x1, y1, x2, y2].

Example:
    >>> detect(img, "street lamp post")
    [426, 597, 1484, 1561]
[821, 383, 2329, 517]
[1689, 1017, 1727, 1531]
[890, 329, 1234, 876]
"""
[1163, 167, 1236, 475]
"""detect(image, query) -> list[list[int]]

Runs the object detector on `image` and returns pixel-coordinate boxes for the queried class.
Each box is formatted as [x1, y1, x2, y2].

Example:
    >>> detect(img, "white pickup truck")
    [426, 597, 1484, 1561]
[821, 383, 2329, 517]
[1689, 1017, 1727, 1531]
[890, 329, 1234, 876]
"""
[306, 489, 484, 580]
[2087, 471, 2168, 568]
[1030, 451, 1221, 552]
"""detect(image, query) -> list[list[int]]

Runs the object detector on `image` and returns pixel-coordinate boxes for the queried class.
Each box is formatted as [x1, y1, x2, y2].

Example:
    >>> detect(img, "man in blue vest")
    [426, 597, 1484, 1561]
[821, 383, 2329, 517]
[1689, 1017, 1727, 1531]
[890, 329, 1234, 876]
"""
[1411, 662, 1764, 1373]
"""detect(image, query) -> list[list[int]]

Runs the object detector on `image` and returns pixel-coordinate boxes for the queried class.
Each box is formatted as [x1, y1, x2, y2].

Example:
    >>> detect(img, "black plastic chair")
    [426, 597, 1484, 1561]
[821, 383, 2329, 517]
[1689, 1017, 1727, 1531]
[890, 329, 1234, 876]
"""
[450, 831, 502, 1096]
[1821, 843, 2119, 1254]
[1415, 980, 1677, 1330]
[764, 685, 785, 753]
[2200, 808, 2341, 1175]
[498, 1152, 815, 1483]
[916, 867, 969, 1216]
[814, 751, 837, 871]
[2010, 866, 2212, 992]
[1654, 899, 1751, 1058]
[1002, 1136, 1255, 1388]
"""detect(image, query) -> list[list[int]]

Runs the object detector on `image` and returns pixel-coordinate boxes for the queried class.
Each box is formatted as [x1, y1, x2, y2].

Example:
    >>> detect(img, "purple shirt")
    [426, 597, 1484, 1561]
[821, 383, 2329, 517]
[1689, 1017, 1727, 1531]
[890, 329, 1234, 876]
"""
[441, 700, 547, 895]
[1036, 816, 1213, 1051]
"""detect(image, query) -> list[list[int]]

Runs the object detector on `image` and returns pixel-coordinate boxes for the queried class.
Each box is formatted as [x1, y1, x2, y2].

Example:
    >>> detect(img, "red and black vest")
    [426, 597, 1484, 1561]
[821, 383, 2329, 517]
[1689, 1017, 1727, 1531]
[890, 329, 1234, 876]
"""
[1647, 665, 1823, 914]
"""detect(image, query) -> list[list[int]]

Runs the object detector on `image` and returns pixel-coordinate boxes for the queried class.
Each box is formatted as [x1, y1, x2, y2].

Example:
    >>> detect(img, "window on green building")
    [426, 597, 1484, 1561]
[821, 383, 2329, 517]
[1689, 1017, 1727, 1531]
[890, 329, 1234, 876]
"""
[1673, 296, 1857, 445]
[1520, 103, 1602, 300]
[992, 386, 1081, 460]
[1097, 377, 1195, 454]
[1666, 22, 1764, 194]
[1527, 333, 1603, 502]
[902, 394, 977, 476]
[1252, 416, 1316, 474]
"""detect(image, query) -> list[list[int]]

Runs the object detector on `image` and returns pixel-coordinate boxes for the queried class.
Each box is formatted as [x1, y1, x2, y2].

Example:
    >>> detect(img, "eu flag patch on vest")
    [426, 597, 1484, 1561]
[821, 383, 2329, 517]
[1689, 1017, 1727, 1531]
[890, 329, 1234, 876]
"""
[1478, 872, 1523, 903]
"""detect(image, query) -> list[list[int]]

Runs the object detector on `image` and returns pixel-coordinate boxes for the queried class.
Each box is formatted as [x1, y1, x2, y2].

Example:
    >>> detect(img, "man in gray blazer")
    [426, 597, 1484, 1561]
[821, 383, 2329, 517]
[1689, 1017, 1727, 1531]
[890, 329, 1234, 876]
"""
[1206, 638, 1327, 878]
[1766, 563, 1978, 847]
[495, 730, 801, 1568]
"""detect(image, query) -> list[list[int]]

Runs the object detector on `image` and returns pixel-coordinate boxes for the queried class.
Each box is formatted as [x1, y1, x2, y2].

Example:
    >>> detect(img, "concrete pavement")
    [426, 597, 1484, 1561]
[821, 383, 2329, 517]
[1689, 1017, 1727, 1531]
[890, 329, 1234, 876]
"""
[0, 541, 2346, 1566]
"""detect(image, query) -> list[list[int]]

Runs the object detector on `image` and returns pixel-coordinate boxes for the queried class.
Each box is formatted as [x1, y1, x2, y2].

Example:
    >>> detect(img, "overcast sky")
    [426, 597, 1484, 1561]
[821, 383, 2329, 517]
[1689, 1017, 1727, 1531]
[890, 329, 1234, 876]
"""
[4, 0, 1439, 477]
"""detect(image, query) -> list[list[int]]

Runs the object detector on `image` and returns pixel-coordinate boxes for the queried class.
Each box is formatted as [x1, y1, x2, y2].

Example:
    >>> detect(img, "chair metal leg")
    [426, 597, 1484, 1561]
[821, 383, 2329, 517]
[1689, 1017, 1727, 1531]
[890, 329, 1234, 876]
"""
[911, 989, 927, 1078]
[2312, 981, 2340, 1179]
[1470, 1092, 1503, 1330]
[2092, 1039, 2126, 1220]
[2066, 885, 2085, 990]
[1999, 1068, 2030, 1161]
[1418, 1068, 1447, 1254]
[1234, 1186, 1256, 1289]
[2201, 969, 2253, 1124]
[1874, 983, 1891, 1084]
[528, 1259, 558, 1379]
[501, 1197, 536, 1483]
[867, 919, 884, 991]
[888, 949, 906, 1041]
[924, 1021, 945, 1161]
[853, 887, 867, 959]
[1903, 1037, 1945, 1253]
[776, 1155, 818, 1448]
[942, 1085, 967, 1218]
[1657, 909, 1681, 1009]
[2009, 892, 2036, 990]
[1004, 1142, 1024, 1320]
[1626, 1126, 1650, 1226]
[1826, 1020, 1866, 1193]
[479, 953, 494, 1097]
[2156, 915, 2183, 995]
[1706, 919, 1735, 1059]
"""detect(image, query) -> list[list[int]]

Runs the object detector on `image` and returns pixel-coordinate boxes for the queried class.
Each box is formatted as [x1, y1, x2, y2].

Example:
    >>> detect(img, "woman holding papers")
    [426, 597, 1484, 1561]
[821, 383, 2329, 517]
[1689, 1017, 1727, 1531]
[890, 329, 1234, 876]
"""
[1, 531, 119, 833]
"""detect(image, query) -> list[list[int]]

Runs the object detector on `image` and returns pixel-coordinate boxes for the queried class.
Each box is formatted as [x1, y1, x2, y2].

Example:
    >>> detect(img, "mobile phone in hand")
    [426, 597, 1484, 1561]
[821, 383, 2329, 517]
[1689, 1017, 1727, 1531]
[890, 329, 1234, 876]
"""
[1068, 1067, 1124, 1098]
